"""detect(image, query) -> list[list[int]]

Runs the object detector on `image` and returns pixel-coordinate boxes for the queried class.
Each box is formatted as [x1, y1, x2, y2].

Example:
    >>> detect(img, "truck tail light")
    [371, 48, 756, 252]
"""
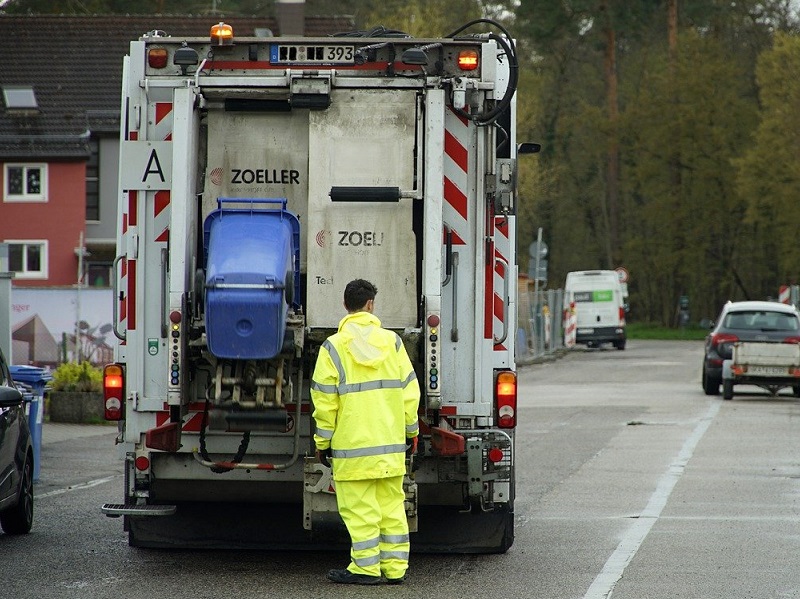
[619, 306, 626, 325]
[784, 336, 800, 344]
[458, 50, 479, 71]
[495, 370, 516, 429]
[148, 48, 168, 68]
[103, 364, 124, 421]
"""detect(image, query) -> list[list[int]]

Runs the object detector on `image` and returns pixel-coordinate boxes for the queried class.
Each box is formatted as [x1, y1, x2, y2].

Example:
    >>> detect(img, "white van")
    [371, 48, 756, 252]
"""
[564, 270, 627, 350]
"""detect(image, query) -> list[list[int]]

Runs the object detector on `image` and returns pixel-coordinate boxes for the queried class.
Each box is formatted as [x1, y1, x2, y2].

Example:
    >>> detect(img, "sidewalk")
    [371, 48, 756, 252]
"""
[42, 422, 117, 444]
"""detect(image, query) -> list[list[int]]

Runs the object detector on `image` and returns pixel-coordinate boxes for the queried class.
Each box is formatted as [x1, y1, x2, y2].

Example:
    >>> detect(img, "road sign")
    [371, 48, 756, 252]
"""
[529, 258, 547, 282]
[615, 267, 629, 284]
[529, 240, 548, 258]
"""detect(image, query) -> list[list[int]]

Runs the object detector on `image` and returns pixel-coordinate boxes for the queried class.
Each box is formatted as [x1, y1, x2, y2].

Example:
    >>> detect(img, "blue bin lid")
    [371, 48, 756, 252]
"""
[10, 365, 53, 383]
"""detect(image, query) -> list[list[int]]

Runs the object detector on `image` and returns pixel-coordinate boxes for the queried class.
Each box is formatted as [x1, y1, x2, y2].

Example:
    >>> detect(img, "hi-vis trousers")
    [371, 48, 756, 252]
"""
[335, 475, 410, 579]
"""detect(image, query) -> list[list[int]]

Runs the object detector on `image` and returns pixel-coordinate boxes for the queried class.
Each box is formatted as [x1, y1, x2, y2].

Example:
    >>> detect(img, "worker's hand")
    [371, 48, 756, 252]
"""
[405, 436, 418, 456]
[316, 448, 333, 468]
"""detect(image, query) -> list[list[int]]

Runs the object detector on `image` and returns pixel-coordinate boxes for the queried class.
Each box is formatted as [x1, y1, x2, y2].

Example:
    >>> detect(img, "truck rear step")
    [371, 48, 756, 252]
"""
[101, 503, 177, 517]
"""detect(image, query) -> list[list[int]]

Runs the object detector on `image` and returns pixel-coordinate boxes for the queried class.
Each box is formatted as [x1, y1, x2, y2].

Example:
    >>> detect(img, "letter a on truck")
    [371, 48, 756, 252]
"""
[102, 18, 536, 553]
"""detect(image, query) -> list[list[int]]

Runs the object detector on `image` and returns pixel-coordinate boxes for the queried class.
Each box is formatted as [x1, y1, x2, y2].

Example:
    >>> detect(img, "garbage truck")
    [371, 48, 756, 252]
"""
[101, 18, 536, 553]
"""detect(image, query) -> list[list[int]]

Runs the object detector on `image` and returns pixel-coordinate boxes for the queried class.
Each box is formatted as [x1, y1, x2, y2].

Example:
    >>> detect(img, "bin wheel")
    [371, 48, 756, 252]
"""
[0, 453, 33, 534]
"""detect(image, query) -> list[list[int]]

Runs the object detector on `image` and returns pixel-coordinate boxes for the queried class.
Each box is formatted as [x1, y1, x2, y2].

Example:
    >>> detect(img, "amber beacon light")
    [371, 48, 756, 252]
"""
[210, 22, 234, 46]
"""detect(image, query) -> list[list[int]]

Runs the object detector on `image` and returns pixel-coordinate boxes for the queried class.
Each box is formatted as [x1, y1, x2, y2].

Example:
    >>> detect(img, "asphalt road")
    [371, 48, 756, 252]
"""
[2, 339, 799, 599]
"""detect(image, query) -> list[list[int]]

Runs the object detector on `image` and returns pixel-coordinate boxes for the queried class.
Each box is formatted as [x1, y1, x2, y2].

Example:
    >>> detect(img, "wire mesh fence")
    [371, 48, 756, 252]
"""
[517, 283, 564, 362]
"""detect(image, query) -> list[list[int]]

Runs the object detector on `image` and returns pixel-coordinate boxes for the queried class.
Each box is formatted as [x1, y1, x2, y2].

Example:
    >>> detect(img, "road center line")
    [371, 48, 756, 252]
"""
[35, 475, 118, 499]
[583, 401, 721, 599]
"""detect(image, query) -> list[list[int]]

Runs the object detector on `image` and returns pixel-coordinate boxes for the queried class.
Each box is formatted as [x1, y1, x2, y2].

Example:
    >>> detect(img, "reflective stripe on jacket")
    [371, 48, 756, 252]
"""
[311, 311, 420, 481]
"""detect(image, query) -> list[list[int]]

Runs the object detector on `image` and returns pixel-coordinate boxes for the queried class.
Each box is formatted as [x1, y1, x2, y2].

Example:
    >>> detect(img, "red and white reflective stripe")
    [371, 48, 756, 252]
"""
[153, 102, 173, 141]
[443, 108, 470, 246]
[779, 285, 790, 304]
[153, 190, 170, 243]
[492, 216, 510, 350]
[121, 190, 139, 331]
[565, 302, 577, 348]
[152, 102, 173, 243]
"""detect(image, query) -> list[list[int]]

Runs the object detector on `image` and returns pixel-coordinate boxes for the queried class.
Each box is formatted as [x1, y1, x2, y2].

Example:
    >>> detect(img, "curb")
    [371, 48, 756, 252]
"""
[516, 348, 571, 366]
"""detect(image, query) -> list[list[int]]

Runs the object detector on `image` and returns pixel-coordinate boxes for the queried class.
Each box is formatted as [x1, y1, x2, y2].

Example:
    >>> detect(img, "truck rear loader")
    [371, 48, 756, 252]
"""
[101, 18, 535, 553]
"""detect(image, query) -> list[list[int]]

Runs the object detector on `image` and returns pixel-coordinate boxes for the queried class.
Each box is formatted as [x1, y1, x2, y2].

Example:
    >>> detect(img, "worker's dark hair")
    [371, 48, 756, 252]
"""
[344, 279, 378, 312]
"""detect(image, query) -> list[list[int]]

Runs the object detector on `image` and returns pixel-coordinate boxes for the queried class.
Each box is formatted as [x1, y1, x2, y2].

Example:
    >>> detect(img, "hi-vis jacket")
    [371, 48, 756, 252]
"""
[311, 311, 420, 481]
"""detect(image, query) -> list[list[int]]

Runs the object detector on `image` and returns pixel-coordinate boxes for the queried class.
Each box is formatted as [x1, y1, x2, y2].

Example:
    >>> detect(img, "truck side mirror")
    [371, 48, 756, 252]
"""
[518, 142, 541, 155]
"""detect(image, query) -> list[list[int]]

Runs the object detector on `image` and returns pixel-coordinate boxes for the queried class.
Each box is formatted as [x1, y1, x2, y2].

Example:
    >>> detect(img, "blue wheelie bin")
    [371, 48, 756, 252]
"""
[10, 366, 52, 482]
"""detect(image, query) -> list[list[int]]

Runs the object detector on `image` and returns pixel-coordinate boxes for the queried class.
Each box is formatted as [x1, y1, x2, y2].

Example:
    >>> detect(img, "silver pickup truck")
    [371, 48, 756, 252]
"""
[722, 341, 800, 400]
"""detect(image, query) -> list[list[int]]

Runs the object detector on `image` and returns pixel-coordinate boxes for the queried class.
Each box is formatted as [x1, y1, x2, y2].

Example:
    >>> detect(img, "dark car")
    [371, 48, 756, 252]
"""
[0, 348, 33, 535]
[702, 300, 800, 396]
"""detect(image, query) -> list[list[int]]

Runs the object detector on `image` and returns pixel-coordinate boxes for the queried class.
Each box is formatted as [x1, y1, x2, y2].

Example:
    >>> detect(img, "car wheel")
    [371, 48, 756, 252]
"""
[793, 385, 800, 398]
[0, 455, 34, 534]
[722, 379, 733, 400]
[702, 369, 720, 396]
[614, 340, 626, 350]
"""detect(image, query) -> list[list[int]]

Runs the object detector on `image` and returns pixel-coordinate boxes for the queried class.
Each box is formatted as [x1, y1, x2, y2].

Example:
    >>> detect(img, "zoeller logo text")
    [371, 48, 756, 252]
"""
[338, 231, 384, 246]
[231, 169, 301, 185]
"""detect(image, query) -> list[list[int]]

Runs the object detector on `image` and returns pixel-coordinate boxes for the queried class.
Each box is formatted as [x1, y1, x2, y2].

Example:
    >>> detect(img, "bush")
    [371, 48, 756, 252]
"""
[51, 361, 102, 392]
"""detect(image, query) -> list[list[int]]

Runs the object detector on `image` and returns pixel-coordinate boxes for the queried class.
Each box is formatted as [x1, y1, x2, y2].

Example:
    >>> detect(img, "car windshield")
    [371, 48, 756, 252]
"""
[723, 310, 799, 332]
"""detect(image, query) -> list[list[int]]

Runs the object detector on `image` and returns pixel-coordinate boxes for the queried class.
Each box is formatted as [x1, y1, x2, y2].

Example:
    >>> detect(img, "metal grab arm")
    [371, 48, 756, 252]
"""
[193, 365, 305, 472]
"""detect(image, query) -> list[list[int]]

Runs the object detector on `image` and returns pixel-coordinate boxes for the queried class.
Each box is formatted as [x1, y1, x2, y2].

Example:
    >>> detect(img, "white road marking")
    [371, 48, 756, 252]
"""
[583, 401, 721, 599]
[35, 475, 118, 499]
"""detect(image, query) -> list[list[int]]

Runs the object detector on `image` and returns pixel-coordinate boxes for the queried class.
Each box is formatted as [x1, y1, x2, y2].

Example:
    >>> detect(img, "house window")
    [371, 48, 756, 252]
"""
[87, 262, 111, 287]
[3, 85, 39, 114]
[4, 164, 47, 202]
[6, 240, 47, 279]
[86, 138, 99, 221]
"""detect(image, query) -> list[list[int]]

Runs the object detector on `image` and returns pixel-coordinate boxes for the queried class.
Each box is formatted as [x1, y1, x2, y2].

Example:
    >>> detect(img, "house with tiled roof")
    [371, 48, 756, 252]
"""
[0, 4, 353, 289]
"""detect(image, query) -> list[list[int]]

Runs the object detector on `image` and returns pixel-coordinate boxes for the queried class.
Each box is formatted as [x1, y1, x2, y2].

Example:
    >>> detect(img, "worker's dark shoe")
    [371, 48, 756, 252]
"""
[385, 576, 406, 585]
[326, 569, 381, 585]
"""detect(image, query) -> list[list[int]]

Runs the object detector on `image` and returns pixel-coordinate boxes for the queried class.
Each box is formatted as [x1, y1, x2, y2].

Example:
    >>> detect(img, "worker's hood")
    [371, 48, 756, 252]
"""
[337, 311, 391, 369]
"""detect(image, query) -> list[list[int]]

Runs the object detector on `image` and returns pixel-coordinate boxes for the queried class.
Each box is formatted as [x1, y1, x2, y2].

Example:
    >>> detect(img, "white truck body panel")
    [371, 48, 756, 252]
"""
[306, 89, 417, 328]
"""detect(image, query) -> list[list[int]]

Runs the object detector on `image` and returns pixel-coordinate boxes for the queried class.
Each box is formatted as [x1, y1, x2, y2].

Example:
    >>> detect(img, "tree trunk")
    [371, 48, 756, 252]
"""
[602, 2, 620, 267]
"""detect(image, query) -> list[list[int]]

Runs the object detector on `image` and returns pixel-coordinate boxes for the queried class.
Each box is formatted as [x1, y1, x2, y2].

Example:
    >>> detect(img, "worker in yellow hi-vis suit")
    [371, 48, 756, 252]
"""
[311, 279, 420, 586]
